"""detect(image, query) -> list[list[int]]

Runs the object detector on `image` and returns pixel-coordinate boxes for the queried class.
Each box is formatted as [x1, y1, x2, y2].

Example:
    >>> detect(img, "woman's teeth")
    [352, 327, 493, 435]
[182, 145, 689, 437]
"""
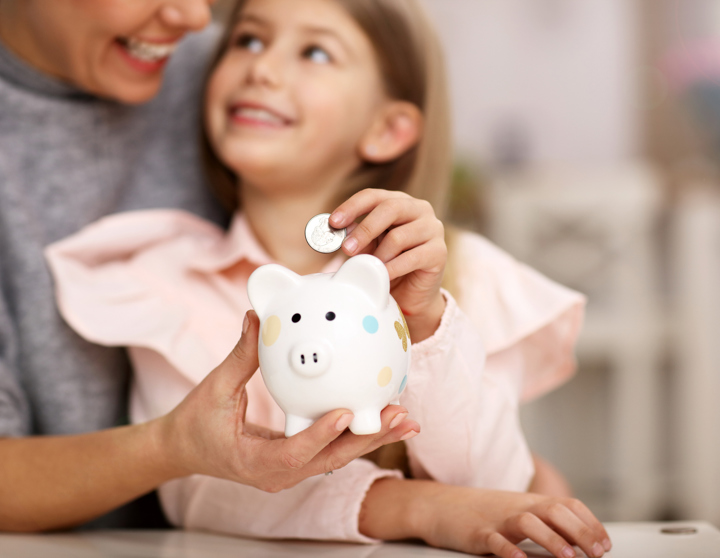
[234, 107, 286, 125]
[121, 37, 178, 62]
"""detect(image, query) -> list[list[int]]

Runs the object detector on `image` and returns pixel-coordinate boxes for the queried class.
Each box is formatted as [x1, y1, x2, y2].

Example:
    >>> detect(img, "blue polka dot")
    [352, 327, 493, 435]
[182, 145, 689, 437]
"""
[363, 315, 379, 334]
[398, 375, 408, 394]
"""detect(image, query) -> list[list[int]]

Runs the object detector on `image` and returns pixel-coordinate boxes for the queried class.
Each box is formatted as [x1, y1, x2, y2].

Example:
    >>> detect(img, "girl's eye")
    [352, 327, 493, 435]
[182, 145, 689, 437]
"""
[236, 33, 264, 54]
[303, 46, 331, 65]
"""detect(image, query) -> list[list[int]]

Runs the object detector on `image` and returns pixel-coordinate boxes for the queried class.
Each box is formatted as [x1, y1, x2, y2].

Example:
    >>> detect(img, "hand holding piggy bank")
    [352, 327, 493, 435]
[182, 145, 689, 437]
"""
[248, 255, 411, 436]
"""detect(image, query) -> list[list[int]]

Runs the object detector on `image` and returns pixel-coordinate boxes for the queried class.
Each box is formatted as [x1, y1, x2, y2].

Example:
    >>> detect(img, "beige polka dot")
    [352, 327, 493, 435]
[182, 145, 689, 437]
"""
[262, 315, 281, 347]
[377, 366, 392, 387]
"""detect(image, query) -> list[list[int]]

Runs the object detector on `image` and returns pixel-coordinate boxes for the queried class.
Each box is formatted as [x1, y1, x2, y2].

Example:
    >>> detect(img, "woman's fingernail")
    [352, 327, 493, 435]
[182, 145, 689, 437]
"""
[344, 237, 358, 254]
[562, 546, 576, 558]
[603, 538, 612, 551]
[335, 413, 353, 432]
[592, 542, 604, 557]
[331, 212, 344, 226]
[242, 312, 250, 334]
[512, 551, 525, 558]
[389, 412, 408, 429]
[400, 429, 419, 441]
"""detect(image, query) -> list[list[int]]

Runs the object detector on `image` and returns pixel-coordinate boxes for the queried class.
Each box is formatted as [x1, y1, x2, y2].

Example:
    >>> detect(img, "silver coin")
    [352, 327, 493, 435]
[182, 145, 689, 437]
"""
[305, 213, 346, 254]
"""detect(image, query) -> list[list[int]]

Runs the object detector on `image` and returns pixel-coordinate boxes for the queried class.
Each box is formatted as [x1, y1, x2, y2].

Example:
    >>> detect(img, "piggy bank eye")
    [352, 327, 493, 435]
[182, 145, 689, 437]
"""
[325, 312, 336, 321]
[292, 313, 301, 323]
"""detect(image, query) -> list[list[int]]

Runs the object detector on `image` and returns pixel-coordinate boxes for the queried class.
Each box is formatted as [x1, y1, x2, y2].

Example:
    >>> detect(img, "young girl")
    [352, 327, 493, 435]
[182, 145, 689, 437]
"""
[46, 0, 611, 556]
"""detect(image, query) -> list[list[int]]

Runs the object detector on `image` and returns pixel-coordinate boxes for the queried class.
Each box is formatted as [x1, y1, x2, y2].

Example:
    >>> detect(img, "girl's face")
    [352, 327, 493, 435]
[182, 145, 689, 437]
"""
[0, 0, 215, 104]
[205, 0, 389, 194]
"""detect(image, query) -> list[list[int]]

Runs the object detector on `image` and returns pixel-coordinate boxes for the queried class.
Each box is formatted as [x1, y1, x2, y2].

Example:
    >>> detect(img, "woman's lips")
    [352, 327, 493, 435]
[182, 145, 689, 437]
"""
[115, 37, 180, 73]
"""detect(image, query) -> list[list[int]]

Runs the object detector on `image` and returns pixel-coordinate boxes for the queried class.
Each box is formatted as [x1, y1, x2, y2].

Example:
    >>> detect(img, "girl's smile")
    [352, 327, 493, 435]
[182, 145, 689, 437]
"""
[229, 100, 295, 129]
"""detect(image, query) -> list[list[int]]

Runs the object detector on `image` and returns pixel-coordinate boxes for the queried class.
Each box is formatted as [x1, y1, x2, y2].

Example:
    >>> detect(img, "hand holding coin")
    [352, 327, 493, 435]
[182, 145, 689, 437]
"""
[305, 213, 347, 254]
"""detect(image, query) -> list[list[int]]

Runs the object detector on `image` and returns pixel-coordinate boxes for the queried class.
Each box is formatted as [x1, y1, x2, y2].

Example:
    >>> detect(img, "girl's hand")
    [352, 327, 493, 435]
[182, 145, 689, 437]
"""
[360, 479, 612, 558]
[330, 189, 447, 343]
[158, 311, 420, 492]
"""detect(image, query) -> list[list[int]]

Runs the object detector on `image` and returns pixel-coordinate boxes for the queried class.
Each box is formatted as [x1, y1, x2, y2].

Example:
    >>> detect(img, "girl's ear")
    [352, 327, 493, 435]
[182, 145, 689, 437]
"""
[359, 101, 423, 164]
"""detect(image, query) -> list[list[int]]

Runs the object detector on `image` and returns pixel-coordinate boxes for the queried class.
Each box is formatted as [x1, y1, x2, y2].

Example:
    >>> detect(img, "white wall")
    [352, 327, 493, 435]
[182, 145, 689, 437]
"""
[421, 0, 641, 166]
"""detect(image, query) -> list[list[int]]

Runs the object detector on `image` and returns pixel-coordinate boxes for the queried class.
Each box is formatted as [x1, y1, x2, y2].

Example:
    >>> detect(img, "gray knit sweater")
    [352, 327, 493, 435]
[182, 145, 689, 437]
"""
[0, 30, 227, 526]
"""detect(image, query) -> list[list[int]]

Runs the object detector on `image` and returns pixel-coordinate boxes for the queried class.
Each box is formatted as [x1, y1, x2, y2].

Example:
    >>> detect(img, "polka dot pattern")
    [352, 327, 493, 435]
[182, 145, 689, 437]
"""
[377, 366, 392, 387]
[363, 315, 379, 334]
[262, 315, 281, 347]
[398, 375, 408, 394]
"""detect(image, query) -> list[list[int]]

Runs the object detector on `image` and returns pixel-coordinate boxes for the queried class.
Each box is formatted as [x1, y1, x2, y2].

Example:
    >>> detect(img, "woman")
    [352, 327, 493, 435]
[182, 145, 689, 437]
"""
[0, 0, 416, 532]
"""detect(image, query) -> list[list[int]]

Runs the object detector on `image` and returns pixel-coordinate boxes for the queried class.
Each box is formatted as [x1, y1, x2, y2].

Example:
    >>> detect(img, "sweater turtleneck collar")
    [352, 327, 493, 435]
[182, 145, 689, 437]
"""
[0, 37, 97, 100]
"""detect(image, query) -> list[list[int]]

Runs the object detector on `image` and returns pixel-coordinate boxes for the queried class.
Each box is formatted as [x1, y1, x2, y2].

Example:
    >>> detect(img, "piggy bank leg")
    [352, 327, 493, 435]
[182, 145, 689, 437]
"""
[285, 414, 314, 437]
[349, 408, 382, 435]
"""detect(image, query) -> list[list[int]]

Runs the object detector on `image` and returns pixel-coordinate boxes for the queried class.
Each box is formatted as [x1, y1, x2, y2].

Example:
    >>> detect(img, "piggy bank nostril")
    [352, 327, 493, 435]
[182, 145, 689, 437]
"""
[290, 341, 332, 376]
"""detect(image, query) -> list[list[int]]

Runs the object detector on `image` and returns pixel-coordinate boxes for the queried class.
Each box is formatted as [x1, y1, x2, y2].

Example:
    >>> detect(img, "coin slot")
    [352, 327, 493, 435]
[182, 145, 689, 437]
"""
[292, 313, 301, 323]
[660, 527, 698, 535]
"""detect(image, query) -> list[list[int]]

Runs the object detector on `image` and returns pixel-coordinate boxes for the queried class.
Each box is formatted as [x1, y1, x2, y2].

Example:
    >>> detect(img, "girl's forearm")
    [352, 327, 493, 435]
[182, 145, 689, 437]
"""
[0, 418, 182, 532]
[359, 478, 436, 541]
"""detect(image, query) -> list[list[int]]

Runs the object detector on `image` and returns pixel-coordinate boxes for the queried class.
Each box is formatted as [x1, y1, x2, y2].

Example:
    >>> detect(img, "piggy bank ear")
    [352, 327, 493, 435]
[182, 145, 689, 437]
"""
[248, 264, 301, 315]
[332, 255, 389, 309]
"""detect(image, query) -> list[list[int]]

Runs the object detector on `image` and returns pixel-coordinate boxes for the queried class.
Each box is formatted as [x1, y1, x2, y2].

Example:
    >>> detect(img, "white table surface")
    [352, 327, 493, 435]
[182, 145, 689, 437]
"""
[1, 522, 718, 557]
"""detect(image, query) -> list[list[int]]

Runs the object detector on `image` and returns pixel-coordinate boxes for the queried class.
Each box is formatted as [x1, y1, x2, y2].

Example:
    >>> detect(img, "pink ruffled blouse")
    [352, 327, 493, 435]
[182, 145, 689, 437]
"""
[45, 210, 584, 543]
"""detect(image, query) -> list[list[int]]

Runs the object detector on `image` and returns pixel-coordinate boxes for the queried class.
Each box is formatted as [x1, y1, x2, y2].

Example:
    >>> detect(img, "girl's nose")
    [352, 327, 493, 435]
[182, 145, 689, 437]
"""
[159, 0, 213, 32]
[247, 51, 283, 89]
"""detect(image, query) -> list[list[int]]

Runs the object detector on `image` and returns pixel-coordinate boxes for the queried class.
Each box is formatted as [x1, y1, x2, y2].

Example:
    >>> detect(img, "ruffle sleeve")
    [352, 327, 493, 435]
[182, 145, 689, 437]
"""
[44, 209, 235, 386]
[453, 231, 585, 402]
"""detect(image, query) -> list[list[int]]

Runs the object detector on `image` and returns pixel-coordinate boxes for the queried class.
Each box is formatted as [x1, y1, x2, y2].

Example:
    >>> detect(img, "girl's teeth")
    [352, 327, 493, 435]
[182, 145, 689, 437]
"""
[123, 37, 178, 62]
[236, 108, 285, 125]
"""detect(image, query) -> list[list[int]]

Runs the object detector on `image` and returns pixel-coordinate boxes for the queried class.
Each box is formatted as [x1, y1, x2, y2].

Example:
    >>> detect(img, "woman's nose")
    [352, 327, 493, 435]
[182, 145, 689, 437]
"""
[159, 0, 213, 32]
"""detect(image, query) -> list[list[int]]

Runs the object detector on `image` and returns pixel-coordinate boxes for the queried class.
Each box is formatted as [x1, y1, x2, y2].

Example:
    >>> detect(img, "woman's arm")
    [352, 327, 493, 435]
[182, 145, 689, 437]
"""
[359, 478, 612, 558]
[0, 312, 417, 532]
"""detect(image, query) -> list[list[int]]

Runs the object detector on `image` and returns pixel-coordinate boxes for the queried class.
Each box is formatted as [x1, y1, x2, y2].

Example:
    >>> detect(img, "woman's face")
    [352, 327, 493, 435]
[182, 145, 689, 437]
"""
[0, 0, 216, 104]
[205, 0, 387, 194]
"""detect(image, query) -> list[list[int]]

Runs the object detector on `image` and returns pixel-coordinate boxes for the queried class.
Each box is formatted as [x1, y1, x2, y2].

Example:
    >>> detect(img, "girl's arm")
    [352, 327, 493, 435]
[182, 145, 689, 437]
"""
[401, 294, 535, 490]
[0, 313, 416, 532]
[359, 478, 612, 558]
[332, 190, 534, 490]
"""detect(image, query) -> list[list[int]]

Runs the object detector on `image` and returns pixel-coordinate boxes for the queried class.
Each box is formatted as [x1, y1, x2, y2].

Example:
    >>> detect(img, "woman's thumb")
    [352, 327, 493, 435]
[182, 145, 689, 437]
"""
[224, 310, 261, 386]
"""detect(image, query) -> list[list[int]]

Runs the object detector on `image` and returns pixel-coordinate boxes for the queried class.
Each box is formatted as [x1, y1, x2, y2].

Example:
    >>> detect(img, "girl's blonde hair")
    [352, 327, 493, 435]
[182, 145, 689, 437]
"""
[202, 0, 454, 219]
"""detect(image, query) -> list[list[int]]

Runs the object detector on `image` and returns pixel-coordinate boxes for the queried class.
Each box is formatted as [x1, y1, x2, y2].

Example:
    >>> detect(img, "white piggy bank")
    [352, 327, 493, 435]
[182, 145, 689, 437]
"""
[247, 255, 411, 436]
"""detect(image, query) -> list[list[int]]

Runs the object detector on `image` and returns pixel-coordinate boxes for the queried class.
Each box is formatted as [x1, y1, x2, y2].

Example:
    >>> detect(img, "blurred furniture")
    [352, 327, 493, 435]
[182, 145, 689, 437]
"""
[671, 184, 720, 526]
[1, 523, 719, 558]
[487, 164, 666, 520]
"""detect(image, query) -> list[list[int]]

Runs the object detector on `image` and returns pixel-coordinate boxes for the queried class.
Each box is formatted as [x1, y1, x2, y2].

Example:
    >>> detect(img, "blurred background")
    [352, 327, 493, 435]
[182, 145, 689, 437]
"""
[214, 0, 720, 526]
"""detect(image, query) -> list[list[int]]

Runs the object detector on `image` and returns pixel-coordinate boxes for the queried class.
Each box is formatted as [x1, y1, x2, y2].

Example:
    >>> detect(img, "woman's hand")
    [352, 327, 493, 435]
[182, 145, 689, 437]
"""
[360, 479, 612, 558]
[158, 311, 420, 492]
[330, 189, 447, 343]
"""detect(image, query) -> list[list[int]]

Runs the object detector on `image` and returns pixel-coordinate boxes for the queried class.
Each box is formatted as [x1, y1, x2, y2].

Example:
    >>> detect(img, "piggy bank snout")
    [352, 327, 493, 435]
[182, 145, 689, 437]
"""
[289, 340, 333, 377]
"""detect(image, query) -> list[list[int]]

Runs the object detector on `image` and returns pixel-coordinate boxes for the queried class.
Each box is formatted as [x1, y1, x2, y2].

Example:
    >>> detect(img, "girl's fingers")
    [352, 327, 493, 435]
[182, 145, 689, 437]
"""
[511, 512, 577, 558]
[544, 504, 606, 558]
[342, 199, 429, 256]
[330, 189, 408, 228]
[565, 499, 612, 551]
[483, 531, 526, 558]
[384, 239, 446, 281]
[373, 219, 437, 264]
